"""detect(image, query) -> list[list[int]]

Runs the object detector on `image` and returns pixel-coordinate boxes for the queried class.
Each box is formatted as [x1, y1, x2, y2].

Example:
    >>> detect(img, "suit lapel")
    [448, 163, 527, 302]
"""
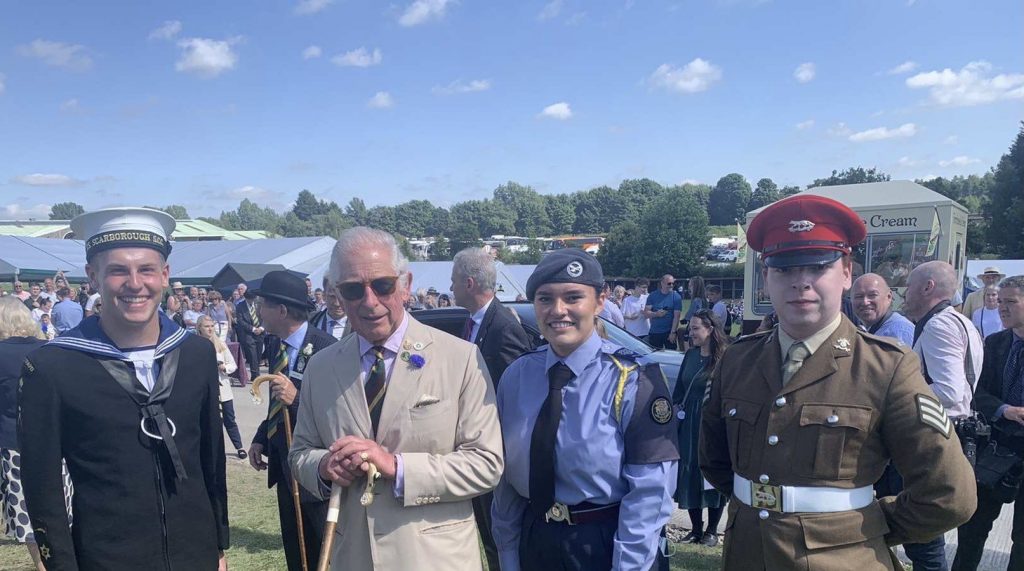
[376, 320, 433, 440]
[475, 301, 498, 348]
[336, 336, 373, 438]
[780, 319, 855, 396]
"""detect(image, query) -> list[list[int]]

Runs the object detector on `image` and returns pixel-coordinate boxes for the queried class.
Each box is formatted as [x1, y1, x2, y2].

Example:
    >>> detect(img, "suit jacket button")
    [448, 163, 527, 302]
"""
[759, 510, 770, 520]
[775, 397, 786, 407]
[728, 408, 738, 417]
[827, 414, 839, 424]
[768, 435, 779, 446]
[415, 498, 423, 505]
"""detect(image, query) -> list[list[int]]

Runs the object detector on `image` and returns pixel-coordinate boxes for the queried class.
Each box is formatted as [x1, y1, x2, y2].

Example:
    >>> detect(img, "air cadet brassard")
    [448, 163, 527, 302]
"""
[491, 249, 679, 571]
[699, 195, 977, 570]
[18, 208, 230, 570]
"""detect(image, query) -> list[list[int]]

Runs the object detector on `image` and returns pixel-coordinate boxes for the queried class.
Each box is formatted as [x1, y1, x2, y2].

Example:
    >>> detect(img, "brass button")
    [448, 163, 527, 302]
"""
[759, 474, 770, 484]
[827, 414, 839, 425]
[415, 498, 423, 505]
[728, 408, 737, 417]
[768, 435, 779, 446]
[759, 510, 769, 520]
[775, 397, 786, 407]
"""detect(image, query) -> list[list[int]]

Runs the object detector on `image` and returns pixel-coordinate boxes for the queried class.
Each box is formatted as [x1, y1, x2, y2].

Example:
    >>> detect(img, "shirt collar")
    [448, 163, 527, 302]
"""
[545, 330, 603, 378]
[48, 312, 189, 361]
[358, 311, 410, 356]
[778, 313, 843, 360]
[470, 298, 493, 326]
[283, 321, 308, 351]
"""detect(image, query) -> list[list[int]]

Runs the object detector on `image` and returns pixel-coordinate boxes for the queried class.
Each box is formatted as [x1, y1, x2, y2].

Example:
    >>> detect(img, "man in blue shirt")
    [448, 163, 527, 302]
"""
[644, 274, 682, 349]
[50, 287, 83, 335]
[492, 249, 679, 571]
[852, 273, 914, 346]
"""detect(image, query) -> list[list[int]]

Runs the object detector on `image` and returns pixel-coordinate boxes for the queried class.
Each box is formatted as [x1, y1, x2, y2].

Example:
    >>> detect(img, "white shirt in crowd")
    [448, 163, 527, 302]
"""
[971, 306, 1004, 339]
[912, 306, 984, 418]
[30, 308, 49, 322]
[85, 292, 101, 313]
[622, 294, 650, 337]
[467, 298, 493, 343]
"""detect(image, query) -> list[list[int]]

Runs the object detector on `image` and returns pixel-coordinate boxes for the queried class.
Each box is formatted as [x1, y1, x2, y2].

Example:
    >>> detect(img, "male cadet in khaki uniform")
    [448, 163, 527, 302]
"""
[700, 194, 977, 570]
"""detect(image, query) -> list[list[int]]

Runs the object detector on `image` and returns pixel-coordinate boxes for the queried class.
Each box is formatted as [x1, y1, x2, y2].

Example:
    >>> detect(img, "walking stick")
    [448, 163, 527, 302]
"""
[316, 461, 380, 571]
[252, 375, 310, 571]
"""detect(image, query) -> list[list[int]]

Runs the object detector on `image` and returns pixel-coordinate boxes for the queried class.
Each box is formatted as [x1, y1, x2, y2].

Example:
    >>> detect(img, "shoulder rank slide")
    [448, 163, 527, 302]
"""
[916, 394, 952, 438]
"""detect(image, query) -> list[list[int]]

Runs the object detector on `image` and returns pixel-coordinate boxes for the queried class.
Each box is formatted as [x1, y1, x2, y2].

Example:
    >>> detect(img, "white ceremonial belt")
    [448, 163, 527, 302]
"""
[733, 474, 873, 513]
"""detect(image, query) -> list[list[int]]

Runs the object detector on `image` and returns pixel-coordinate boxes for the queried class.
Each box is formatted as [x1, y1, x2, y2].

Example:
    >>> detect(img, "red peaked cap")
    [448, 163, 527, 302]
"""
[746, 194, 866, 268]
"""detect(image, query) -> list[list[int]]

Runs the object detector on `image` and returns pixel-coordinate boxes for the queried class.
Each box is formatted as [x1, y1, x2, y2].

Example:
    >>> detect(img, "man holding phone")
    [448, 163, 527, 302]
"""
[645, 274, 682, 349]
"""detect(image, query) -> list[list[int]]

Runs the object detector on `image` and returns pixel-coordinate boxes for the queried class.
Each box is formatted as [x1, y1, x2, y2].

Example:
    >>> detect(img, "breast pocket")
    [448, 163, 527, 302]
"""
[797, 404, 873, 480]
[723, 399, 762, 471]
[405, 401, 456, 453]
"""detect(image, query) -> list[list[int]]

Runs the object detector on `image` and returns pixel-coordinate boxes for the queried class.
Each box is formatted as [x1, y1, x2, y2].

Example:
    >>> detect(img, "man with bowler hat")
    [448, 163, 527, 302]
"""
[247, 270, 336, 571]
[700, 194, 976, 570]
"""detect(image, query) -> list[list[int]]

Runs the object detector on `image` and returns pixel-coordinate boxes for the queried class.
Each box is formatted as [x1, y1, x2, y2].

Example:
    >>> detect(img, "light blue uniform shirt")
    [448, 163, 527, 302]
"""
[491, 331, 677, 571]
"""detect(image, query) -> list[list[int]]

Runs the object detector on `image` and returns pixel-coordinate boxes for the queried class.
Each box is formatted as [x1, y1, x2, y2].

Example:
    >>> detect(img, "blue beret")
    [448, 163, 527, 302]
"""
[526, 249, 604, 301]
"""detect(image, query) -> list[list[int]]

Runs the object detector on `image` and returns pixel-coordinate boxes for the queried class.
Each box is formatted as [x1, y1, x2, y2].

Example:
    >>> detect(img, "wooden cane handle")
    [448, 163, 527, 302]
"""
[249, 373, 286, 404]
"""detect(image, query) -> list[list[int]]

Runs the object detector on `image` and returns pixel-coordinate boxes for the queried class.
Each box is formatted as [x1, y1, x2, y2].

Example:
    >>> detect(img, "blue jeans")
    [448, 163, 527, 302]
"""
[876, 463, 949, 570]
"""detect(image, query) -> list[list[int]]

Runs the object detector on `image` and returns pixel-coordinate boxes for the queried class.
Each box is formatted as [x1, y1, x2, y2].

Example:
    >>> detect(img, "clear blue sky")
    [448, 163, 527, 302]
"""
[1, 0, 1021, 219]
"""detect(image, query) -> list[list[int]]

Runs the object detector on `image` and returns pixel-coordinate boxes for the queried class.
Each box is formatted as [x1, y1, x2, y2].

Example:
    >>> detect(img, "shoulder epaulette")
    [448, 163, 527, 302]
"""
[609, 346, 642, 361]
[855, 328, 909, 351]
[734, 328, 772, 344]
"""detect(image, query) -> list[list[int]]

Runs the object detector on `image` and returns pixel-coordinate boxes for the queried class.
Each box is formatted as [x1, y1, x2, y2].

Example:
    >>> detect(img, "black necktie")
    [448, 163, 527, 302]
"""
[530, 362, 575, 515]
[1004, 339, 1024, 407]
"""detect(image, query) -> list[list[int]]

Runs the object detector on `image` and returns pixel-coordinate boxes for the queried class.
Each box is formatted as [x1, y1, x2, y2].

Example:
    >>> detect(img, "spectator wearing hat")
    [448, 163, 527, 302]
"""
[962, 267, 1005, 318]
[491, 248, 678, 571]
[700, 194, 975, 571]
[18, 207, 229, 570]
[247, 270, 337, 571]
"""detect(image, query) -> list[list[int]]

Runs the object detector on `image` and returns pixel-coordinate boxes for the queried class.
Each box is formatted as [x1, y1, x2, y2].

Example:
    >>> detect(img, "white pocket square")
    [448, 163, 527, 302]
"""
[413, 395, 441, 408]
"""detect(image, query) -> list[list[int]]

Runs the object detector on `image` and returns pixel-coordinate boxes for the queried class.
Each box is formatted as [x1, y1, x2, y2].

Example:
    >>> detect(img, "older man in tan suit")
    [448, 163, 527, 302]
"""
[290, 226, 503, 570]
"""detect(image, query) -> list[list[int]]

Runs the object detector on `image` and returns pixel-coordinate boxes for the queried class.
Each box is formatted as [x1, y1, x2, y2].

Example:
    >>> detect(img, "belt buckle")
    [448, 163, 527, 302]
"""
[750, 482, 783, 512]
[544, 502, 574, 525]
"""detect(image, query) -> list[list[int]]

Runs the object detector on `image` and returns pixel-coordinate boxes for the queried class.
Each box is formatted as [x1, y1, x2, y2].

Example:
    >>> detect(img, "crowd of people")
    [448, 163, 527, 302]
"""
[0, 200, 1021, 571]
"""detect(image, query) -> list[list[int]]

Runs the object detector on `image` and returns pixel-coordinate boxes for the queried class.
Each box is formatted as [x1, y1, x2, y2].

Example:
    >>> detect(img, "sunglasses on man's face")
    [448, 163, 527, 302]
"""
[336, 276, 400, 301]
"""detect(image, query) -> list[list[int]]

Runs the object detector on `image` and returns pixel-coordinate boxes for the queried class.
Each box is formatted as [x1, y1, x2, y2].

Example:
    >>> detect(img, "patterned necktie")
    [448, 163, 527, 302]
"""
[249, 301, 261, 328]
[529, 362, 575, 515]
[782, 342, 810, 386]
[1003, 339, 1024, 407]
[461, 317, 474, 341]
[365, 347, 388, 434]
[265, 343, 290, 439]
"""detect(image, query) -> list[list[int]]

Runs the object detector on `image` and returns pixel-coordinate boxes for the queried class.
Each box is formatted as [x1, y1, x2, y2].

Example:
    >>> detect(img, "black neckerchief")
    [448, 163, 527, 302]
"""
[913, 300, 951, 345]
[868, 309, 894, 335]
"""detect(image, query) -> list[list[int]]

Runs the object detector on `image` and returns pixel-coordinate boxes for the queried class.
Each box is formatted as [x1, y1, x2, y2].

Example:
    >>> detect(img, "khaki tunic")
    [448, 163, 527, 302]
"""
[699, 316, 977, 571]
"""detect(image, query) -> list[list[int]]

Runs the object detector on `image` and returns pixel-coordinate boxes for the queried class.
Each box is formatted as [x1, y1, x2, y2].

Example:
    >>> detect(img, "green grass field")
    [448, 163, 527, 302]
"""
[0, 460, 722, 570]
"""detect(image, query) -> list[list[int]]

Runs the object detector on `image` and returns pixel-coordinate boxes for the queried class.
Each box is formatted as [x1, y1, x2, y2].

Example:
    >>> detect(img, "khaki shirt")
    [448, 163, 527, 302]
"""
[699, 315, 976, 571]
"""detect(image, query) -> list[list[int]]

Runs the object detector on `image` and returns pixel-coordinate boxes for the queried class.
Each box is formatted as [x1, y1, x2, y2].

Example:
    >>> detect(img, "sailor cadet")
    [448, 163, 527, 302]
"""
[18, 207, 230, 570]
[699, 194, 977, 570]
[490, 248, 679, 571]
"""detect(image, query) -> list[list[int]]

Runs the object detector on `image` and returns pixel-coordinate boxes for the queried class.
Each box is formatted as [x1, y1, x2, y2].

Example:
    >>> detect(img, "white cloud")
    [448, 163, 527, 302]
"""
[795, 119, 814, 130]
[59, 98, 80, 112]
[1, 203, 51, 220]
[794, 62, 815, 83]
[944, 135, 958, 145]
[887, 60, 917, 75]
[295, 0, 333, 14]
[17, 39, 93, 71]
[848, 123, 917, 142]
[398, 0, 455, 27]
[367, 91, 394, 109]
[148, 20, 182, 41]
[302, 45, 322, 60]
[938, 156, 980, 167]
[432, 78, 491, 95]
[538, 0, 563, 20]
[0, 73, 5, 95]
[12, 173, 83, 187]
[648, 58, 722, 94]
[539, 101, 572, 120]
[906, 61, 1024, 107]
[331, 47, 382, 68]
[897, 156, 922, 167]
[175, 37, 241, 78]
[827, 122, 852, 137]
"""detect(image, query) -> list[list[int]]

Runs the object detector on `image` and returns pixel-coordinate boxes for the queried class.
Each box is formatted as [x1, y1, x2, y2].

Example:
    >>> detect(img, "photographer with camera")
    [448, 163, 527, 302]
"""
[952, 275, 1024, 571]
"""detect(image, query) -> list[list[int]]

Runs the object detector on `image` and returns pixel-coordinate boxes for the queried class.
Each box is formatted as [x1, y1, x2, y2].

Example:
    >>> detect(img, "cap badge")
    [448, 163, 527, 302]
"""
[788, 220, 815, 233]
[833, 338, 851, 352]
[566, 261, 584, 278]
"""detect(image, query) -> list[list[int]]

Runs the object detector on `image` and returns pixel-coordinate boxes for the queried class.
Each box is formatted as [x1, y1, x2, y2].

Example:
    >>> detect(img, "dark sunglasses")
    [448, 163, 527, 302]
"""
[336, 276, 400, 301]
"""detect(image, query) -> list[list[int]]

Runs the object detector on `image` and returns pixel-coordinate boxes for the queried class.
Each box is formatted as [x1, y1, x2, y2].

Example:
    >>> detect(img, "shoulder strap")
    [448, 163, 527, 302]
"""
[948, 312, 979, 409]
[608, 355, 639, 423]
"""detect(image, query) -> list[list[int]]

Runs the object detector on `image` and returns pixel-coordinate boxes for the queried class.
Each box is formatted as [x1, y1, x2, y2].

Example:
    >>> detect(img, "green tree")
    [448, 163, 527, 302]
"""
[393, 200, 436, 237]
[426, 207, 452, 237]
[365, 206, 398, 234]
[492, 182, 552, 237]
[162, 205, 191, 219]
[747, 178, 780, 210]
[987, 123, 1024, 257]
[293, 190, 336, 221]
[545, 194, 576, 235]
[429, 236, 452, 261]
[618, 178, 664, 213]
[631, 189, 710, 277]
[345, 198, 368, 226]
[218, 199, 282, 232]
[811, 167, 890, 187]
[780, 185, 801, 198]
[573, 185, 638, 234]
[597, 220, 640, 277]
[49, 202, 85, 220]
[708, 173, 752, 225]
[677, 183, 712, 216]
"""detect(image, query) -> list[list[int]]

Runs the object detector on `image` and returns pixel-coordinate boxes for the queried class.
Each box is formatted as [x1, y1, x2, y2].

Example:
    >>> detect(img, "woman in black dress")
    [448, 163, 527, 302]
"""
[672, 308, 729, 546]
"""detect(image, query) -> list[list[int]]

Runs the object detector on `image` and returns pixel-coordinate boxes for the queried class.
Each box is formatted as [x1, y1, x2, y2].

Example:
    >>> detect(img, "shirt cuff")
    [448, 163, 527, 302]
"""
[498, 549, 520, 571]
[393, 454, 404, 499]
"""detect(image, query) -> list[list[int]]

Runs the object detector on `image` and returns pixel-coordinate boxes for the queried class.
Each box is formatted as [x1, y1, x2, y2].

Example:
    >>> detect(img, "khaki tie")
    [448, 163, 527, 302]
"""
[782, 342, 810, 386]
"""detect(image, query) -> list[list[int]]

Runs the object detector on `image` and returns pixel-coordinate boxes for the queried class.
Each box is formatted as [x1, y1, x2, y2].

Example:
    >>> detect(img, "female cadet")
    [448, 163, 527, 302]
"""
[490, 249, 679, 571]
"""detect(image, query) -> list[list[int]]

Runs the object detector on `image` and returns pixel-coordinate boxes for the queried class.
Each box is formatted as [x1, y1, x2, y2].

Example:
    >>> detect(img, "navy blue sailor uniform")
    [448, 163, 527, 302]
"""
[491, 331, 679, 571]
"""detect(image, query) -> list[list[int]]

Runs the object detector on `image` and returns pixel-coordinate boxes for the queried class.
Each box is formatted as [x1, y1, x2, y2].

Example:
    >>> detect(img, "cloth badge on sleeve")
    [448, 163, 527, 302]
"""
[651, 397, 672, 424]
[916, 394, 952, 438]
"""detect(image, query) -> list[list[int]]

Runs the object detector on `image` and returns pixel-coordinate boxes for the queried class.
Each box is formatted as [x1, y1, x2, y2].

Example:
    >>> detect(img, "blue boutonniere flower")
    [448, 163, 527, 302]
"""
[409, 354, 426, 368]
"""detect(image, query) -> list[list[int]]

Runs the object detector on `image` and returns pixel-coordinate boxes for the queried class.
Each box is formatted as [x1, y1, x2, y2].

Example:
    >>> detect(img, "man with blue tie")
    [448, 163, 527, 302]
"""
[310, 277, 348, 340]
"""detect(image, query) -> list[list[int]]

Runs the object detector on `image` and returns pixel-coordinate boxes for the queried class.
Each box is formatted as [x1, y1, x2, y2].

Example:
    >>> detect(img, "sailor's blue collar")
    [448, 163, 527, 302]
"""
[48, 313, 190, 360]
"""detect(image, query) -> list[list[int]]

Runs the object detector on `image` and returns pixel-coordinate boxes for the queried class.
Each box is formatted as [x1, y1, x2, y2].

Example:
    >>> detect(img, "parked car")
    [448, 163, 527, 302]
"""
[719, 250, 738, 262]
[410, 302, 684, 392]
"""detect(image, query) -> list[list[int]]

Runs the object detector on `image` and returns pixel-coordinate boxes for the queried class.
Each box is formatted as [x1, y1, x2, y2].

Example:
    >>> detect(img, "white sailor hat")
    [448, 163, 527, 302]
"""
[70, 207, 176, 260]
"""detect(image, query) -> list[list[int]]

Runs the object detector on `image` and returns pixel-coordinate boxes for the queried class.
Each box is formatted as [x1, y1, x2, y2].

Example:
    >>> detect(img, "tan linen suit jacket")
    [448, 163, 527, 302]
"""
[290, 315, 504, 571]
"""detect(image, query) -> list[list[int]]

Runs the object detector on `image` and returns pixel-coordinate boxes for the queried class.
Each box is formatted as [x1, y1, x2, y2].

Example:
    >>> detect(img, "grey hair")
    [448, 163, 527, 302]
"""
[329, 226, 410, 287]
[1000, 275, 1024, 291]
[452, 247, 497, 292]
[0, 297, 44, 340]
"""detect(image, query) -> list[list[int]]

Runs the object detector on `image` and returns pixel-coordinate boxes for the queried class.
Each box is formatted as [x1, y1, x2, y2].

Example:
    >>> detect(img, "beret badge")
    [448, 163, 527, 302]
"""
[566, 261, 584, 277]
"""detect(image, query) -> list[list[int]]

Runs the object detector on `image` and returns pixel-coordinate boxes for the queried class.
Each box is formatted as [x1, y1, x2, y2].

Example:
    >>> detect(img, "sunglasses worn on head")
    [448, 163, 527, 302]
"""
[336, 276, 400, 301]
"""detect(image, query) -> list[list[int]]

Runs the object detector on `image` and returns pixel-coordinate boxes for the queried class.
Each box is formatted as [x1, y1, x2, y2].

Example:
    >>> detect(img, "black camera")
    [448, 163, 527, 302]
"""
[955, 414, 992, 467]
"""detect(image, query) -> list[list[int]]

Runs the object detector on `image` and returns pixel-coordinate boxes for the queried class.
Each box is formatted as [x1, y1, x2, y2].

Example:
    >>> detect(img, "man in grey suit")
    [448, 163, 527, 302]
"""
[450, 246, 533, 569]
[290, 227, 503, 570]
